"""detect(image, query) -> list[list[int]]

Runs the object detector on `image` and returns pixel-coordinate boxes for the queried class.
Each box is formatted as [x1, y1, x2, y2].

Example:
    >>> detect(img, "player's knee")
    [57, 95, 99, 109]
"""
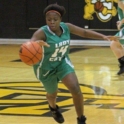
[46, 92, 57, 100]
[110, 41, 117, 49]
[110, 41, 114, 47]
[70, 84, 82, 95]
[110, 41, 121, 50]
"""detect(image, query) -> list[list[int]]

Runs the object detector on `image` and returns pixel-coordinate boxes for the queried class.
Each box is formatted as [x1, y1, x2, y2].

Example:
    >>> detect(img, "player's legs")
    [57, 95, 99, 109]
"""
[110, 27, 124, 75]
[57, 57, 86, 123]
[110, 40, 124, 75]
[62, 73, 84, 117]
[38, 73, 58, 108]
[46, 91, 64, 123]
[110, 40, 124, 59]
[46, 91, 57, 109]
[33, 68, 64, 123]
[62, 73, 86, 124]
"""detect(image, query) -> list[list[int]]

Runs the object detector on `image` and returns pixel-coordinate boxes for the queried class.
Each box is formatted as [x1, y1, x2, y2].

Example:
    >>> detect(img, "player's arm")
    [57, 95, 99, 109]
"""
[118, 1, 124, 11]
[66, 23, 106, 40]
[117, 1, 124, 30]
[117, 19, 124, 30]
[31, 29, 46, 41]
[30, 29, 50, 47]
[66, 23, 119, 41]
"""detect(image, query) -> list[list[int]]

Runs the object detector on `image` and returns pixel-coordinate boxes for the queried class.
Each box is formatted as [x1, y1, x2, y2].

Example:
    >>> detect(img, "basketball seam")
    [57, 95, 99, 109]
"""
[31, 42, 42, 61]
[19, 41, 42, 65]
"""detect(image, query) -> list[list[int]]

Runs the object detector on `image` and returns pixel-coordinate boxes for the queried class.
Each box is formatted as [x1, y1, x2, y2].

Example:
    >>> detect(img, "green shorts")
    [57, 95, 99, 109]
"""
[115, 27, 124, 45]
[34, 58, 75, 93]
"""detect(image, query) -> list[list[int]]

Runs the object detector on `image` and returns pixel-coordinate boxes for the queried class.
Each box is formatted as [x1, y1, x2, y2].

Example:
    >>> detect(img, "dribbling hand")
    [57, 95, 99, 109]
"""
[36, 40, 50, 47]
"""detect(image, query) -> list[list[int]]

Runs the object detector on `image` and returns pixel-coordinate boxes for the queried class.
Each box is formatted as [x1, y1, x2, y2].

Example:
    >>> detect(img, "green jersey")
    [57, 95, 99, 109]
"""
[118, 6, 124, 29]
[32, 22, 74, 93]
[116, 6, 124, 44]
[33, 22, 71, 73]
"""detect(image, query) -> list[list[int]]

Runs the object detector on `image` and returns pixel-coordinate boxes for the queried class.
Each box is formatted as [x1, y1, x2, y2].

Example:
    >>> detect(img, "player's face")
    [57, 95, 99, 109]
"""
[46, 12, 61, 32]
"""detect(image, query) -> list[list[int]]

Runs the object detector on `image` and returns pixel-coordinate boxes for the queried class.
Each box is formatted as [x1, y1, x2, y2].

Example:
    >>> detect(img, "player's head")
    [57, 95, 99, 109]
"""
[43, 3, 66, 18]
[43, 4, 66, 31]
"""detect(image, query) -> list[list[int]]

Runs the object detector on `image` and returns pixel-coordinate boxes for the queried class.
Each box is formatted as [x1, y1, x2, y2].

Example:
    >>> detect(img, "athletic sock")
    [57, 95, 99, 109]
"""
[118, 56, 124, 65]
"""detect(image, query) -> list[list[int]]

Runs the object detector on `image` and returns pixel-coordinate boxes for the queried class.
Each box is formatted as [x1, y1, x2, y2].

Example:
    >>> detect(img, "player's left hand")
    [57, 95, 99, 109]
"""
[116, 21, 121, 30]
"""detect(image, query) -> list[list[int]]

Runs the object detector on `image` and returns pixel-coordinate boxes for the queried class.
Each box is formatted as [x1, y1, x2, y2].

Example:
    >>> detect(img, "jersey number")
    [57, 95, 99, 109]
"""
[52, 46, 68, 57]
[49, 46, 68, 61]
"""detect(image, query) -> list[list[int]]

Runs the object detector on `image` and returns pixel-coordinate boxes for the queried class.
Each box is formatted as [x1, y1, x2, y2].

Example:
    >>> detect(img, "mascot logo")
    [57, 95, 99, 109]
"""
[0, 82, 124, 116]
[84, 0, 118, 22]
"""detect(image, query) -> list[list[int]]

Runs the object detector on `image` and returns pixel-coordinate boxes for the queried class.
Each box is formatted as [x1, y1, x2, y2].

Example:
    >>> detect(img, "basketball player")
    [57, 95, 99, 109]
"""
[30, 4, 118, 124]
[110, 0, 124, 75]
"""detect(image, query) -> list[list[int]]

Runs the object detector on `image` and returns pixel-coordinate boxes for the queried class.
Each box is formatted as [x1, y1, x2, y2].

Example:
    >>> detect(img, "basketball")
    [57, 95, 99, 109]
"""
[19, 41, 43, 66]
[94, 1, 104, 12]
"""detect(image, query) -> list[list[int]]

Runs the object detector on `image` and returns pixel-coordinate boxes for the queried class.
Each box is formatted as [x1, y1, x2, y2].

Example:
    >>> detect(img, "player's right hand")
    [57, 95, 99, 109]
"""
[36, 40, 50, 47]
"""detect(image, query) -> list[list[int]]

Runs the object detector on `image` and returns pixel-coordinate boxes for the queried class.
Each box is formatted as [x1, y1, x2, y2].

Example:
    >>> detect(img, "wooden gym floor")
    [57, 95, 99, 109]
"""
[0, 44, 124, 124]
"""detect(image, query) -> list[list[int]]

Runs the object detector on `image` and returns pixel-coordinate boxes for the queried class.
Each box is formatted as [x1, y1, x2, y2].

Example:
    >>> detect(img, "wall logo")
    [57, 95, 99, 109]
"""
[84, 0, 118, 22]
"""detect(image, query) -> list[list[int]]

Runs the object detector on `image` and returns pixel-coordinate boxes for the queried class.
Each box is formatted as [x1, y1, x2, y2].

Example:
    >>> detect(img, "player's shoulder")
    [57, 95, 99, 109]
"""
[41, 25, 47, 30]
[61, 22, 73, 30]
[59, 22, 69, 32]
[65, 22, 76, 33]
[65, 22, 73, 27]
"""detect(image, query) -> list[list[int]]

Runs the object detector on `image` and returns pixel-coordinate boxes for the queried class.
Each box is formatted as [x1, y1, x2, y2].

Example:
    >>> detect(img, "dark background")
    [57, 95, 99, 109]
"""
[0, 0, 118, 39]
